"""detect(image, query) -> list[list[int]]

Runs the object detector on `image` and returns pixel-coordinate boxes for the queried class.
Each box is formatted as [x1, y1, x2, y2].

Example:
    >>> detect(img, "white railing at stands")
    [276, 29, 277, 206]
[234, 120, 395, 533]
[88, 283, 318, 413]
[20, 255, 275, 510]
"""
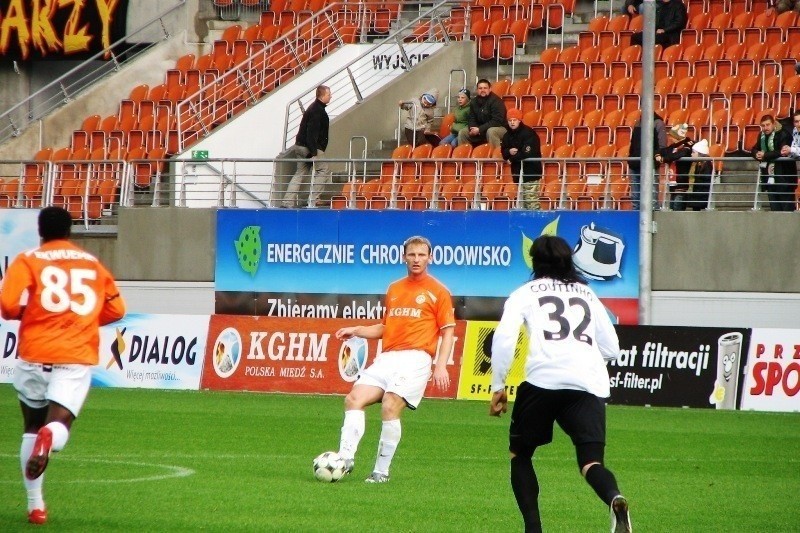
[282, 1, 468, 150]
[176, 1, 352, 153]
[0, 0, 187, 146]
[0, 157, 127, 229]
[2, 156, 798, 225]
[174, 1, 467, 154]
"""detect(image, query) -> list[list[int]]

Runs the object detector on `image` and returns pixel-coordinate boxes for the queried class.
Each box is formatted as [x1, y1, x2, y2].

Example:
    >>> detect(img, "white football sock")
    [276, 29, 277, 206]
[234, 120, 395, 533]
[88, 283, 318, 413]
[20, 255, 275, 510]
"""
[20, 434, 45, 512]
[373, 419, 401, 475]
[338, 410, 365, 460]
[45, 421, 69, 452]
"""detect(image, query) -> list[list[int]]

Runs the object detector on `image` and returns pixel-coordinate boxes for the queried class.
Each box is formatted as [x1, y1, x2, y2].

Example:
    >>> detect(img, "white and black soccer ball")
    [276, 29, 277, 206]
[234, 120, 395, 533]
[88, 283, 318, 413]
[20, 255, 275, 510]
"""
[312, 451, 347, 482]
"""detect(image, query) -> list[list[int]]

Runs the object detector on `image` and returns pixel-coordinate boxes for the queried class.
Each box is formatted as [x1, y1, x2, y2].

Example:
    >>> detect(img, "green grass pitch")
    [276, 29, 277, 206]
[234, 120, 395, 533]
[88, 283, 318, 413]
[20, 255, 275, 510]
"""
[1, 385, 799, 531]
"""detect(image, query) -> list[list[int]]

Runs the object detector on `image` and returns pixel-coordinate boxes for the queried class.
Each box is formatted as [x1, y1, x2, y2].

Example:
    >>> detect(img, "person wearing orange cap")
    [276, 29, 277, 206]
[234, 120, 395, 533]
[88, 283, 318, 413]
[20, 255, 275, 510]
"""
[501, 108, 543, 209]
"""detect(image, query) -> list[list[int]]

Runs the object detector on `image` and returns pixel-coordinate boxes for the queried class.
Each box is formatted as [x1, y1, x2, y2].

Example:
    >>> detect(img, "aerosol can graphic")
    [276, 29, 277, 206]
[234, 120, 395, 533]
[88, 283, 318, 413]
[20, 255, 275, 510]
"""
[709, 332, 743, 410]
[572, 223, 625, 280]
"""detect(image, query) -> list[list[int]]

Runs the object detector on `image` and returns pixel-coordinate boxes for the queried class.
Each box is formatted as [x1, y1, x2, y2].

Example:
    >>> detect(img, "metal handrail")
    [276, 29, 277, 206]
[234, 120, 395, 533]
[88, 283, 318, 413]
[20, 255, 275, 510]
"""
[446, 69, 468, 114]
[283, 0, 470, 150]
[348, 135, 368, 207]
[175, 1, 360, 153]
[3, 155, 794, 218]
[0, 1, 187, 145]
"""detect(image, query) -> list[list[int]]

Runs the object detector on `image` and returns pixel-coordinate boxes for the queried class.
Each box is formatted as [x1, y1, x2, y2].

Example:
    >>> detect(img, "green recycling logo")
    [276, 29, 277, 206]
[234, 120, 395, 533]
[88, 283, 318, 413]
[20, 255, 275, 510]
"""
[234, 225, 262, 276]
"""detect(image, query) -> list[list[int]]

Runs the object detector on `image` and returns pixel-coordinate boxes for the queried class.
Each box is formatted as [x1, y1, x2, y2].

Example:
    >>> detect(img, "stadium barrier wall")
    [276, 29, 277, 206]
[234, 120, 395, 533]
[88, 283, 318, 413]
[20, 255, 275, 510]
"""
[455, 322, 753, 408]
[0, 314, 796, 413]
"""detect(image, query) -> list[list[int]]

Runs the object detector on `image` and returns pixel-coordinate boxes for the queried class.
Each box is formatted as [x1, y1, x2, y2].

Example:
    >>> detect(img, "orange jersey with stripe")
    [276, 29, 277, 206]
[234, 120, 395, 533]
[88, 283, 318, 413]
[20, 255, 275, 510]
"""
[381, 274, 455, 357]
[0, 240, 126, 365]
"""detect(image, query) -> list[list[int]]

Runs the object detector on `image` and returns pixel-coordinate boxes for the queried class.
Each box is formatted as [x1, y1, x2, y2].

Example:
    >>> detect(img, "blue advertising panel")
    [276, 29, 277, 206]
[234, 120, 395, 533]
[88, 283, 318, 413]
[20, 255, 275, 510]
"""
[216, 210, 639, 321]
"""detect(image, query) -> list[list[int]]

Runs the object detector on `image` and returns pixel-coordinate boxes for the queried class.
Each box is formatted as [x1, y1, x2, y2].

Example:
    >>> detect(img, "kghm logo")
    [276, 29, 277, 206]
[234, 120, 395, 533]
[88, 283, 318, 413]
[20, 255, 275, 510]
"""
[235, 226, 262, 276]
[213, 327, 242, 378]
[106, 327, 127, 370]
[338, 336, 367, 382]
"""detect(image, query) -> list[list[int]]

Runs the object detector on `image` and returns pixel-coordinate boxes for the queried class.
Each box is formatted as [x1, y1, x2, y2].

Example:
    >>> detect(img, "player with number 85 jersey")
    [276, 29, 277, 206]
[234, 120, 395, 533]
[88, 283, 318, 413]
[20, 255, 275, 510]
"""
[1, 217, 125, 366]
[0, 207, 125, 526]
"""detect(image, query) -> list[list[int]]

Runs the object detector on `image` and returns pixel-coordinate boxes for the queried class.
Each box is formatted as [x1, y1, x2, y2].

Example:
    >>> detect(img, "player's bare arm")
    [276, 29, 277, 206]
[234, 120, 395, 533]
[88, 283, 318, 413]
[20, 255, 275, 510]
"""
[335, 324, 385, 340]
[489, 390, 508, 417]
[432, 326, 455, 390]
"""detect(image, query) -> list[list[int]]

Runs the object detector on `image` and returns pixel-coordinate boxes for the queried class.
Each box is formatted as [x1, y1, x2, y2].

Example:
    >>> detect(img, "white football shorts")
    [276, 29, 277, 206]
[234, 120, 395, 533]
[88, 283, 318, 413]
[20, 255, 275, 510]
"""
[356, 349, 433, 409]
[13, 361, 92, 417]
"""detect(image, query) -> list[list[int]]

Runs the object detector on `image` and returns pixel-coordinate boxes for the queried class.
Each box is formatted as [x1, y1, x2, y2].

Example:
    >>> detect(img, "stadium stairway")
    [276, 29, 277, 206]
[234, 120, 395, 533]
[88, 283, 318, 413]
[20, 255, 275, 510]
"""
[0, 1, 420, 219]
[0, 38, 192, 163]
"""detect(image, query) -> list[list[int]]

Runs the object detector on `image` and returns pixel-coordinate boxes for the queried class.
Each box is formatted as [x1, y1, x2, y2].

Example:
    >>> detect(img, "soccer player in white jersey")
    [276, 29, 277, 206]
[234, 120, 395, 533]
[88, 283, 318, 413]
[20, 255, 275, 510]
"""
[489, 235, 632, 533]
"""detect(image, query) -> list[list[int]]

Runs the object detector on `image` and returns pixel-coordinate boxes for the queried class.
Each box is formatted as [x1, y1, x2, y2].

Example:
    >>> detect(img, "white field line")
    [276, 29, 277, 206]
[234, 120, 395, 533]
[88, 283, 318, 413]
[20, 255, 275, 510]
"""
[0, 453, 194, 484]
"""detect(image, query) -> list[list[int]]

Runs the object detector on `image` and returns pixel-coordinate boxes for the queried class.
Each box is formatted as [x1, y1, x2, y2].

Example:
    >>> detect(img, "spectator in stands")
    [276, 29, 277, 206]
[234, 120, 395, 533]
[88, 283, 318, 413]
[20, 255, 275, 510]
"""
[656, 123, 695, 211]
[656, 136, 712, 211]
[277, 85, 332, 208]
[500, 108, 542, 210]
[458, 79, 507, 147]
[399, 89, 440, 146]
[767, 0, 800, 15]
[751, 114, 795, 212]
[629, 110, 667, 209]
[440, 89, 471, 148]
[686, 139, 713, 211]
[779, 110, 800, 211]
[622, 0, 643, 16]
[630, 0, 687, 48]
[781, 110, 800, 158]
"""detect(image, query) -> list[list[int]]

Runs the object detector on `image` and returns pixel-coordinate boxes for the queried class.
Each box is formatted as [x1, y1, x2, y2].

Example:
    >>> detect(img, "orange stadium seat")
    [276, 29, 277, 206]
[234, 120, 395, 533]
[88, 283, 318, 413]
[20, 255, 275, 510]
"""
[529, 47, 559, 79]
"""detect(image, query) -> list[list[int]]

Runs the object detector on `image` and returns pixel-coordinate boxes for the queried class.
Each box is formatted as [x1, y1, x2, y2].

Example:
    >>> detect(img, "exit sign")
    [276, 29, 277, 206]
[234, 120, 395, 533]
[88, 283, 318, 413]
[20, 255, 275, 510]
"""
[191, 150, 209, 160]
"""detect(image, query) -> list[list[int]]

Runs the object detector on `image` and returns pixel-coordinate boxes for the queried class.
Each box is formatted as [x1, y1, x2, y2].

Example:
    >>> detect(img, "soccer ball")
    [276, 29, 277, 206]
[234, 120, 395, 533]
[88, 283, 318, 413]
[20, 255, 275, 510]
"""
[313, 451, 347, 482]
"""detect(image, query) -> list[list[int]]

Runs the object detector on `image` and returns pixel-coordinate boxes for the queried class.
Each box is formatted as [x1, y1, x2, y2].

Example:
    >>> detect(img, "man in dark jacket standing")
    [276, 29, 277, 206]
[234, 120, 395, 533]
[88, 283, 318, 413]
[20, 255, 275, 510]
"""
[752, 114, 794, 211]
[629, 111, 667, 209]
[278, 85, 331, 207]
[458, 79, 507, 147]
[501, 108, 542, 209]
[631, 0, 687, 48]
